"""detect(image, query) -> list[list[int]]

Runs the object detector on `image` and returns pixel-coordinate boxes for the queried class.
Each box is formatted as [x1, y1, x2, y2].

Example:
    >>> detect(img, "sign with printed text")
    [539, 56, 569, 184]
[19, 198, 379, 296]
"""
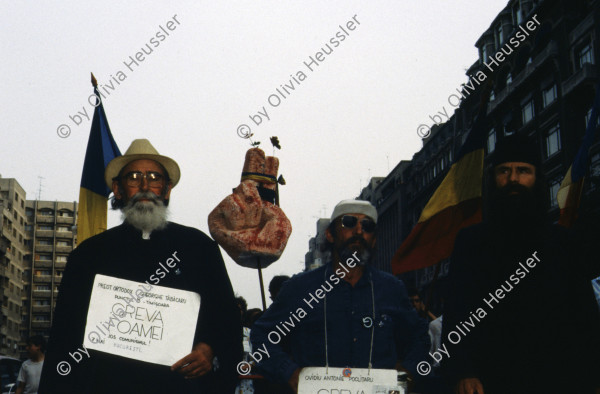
[298, 367, 404, 394]
[83, 274, 200, 366]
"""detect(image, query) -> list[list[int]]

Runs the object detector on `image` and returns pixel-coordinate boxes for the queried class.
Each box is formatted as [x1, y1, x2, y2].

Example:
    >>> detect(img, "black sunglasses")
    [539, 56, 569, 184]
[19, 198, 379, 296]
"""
[340, 215, 376, 233]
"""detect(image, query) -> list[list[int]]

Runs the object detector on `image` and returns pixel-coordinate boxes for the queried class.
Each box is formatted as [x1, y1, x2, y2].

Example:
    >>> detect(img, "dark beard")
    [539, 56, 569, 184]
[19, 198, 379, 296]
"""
[487, 182, 547, 238]
[336, 236, 372, 266]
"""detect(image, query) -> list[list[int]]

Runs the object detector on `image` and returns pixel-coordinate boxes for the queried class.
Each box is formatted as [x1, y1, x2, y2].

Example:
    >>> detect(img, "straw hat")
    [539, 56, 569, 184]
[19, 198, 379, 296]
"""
[104, 139, 181, 188]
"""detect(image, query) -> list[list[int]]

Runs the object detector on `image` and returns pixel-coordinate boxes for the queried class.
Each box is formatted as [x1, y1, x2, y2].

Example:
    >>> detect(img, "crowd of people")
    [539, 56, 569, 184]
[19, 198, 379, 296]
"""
[24, 136, 598, 394]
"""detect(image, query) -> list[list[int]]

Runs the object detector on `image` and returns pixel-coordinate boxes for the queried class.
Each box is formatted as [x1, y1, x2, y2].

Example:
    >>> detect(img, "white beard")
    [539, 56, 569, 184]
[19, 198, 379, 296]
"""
[121, 192, 168, 234]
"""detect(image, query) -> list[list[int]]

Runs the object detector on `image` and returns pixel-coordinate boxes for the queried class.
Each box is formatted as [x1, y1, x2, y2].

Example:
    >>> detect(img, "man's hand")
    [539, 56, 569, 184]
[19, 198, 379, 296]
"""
[288, 368, 301, 393]
[171, 342, 214, 379]
[456, 378, 484, 394]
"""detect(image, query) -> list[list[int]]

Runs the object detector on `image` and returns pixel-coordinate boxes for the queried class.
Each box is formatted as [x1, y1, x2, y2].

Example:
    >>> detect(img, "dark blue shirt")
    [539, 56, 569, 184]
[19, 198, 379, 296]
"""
[250, 263, 429, 383]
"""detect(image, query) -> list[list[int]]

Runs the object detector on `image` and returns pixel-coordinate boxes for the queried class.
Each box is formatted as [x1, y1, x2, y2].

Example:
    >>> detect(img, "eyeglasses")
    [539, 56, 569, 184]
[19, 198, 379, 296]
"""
[340, 215, 376, 233]
[122, 171, 166, 188]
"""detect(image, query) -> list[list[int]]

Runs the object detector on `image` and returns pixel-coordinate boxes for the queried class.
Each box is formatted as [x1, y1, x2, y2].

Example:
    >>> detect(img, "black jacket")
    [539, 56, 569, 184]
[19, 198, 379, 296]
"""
[39, 222, 242, 394]
[443, 221, 600, 394]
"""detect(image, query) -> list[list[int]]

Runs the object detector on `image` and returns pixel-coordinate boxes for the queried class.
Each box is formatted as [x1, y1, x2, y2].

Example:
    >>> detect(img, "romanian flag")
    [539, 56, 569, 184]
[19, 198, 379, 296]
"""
[76, 73, 121, 244]
[391, 108, 488, 275]
[557, 84, 600, 228]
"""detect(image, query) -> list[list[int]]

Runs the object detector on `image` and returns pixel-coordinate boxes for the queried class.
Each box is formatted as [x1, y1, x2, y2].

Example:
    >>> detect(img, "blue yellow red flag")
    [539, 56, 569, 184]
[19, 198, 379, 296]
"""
[391, 103, 488, 274]
[76, 73, 121, 244]
[557, 83, 600, 227]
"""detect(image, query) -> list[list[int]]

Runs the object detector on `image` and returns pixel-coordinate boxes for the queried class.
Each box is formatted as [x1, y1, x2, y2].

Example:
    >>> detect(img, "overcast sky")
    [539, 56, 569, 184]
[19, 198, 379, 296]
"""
[2, 1, 508, 308]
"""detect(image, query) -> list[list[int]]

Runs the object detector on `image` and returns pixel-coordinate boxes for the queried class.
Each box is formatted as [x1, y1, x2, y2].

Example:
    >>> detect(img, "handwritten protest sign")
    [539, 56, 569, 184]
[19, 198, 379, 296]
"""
[298, 367, 404, 394]
[83, 274, 200, 365]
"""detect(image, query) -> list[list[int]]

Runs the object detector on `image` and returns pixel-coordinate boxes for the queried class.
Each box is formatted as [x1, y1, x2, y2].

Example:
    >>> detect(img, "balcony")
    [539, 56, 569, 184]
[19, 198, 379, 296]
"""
[55, 231, 73, 239]
[35, 245, 53, 253]
[36, 216, 54, 224]
[56, 216, 74, 224]
[562, 63, 597, 97]
[32, 305, 51, 313]
[33, 290, 51, 298]
[35, 230, 54, 238]
[55, 246, 72, 253]
[34, 260, 53, 268]
[31, 321, 51, 329]
[33, 275, 52, 283]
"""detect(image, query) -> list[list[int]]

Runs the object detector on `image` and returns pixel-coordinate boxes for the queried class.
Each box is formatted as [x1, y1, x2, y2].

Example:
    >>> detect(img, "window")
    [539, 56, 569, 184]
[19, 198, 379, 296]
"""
[546, 125, 561, 157]
[39, 209, 54, 217]
[59, 211, 73, 218]
[56, 255, 68, 263]
[35, 285, 50, 291]
[35, 270, 51, 276]
[522, 100, 534, 124]
[38, 239, 52, 246]
[56, 241, 70, 247]
[591, 152, 600, 189]
[585, 107, 599, 128]
[26, 208, 34, 217]
[487, 128, 496, 153]
[57, 226, 69, 232]
[578, 43, 594, 68]
[38, 254, 52, 261]
[542, 85, 557, 108]
[38, 225, 53, 231]
[512, 3, 523, 25]
[34, 300, 50, 306]
[495, 23, 504, 48]
[549, 178, 562, 208]
[25, 224, 33, 232]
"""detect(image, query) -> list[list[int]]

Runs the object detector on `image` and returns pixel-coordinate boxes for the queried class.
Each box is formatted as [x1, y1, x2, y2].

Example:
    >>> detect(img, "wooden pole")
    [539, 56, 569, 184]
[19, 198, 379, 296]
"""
[257, 258, 267, 310]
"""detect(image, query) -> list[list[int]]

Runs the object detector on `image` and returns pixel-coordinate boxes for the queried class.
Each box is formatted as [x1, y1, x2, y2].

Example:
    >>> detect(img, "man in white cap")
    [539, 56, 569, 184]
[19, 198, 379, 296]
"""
[251, 199, 429, 393]
[39, 139, 242, 394]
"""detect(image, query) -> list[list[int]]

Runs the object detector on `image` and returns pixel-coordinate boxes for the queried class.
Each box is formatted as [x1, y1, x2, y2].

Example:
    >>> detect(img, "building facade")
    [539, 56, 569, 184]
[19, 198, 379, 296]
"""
[306, 0, 600, 314]
[22, 200, 77, 349]
[0, 178, 28, 358]
[0, 175, 78, 358]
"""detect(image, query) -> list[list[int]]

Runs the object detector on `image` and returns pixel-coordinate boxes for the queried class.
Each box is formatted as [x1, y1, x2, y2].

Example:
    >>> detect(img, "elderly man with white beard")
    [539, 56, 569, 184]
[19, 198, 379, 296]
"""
[39, 139, 242, 394]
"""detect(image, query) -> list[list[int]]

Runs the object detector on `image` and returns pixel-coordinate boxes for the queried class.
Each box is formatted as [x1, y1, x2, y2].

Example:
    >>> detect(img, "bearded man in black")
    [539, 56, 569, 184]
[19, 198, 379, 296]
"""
[443, 135, 600, 394]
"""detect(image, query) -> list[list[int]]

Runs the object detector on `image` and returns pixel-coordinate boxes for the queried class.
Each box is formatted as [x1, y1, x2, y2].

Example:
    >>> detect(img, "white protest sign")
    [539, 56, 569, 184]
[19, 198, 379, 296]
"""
[83, 274, 200, 366]
[298, 367, 404, 394]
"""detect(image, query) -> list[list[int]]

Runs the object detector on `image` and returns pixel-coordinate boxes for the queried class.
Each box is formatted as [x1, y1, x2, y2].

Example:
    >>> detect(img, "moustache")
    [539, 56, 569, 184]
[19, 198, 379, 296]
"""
[130, 192, 163, 206]
[498, 183, 532, 196]
[341, 236, 370, 249]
